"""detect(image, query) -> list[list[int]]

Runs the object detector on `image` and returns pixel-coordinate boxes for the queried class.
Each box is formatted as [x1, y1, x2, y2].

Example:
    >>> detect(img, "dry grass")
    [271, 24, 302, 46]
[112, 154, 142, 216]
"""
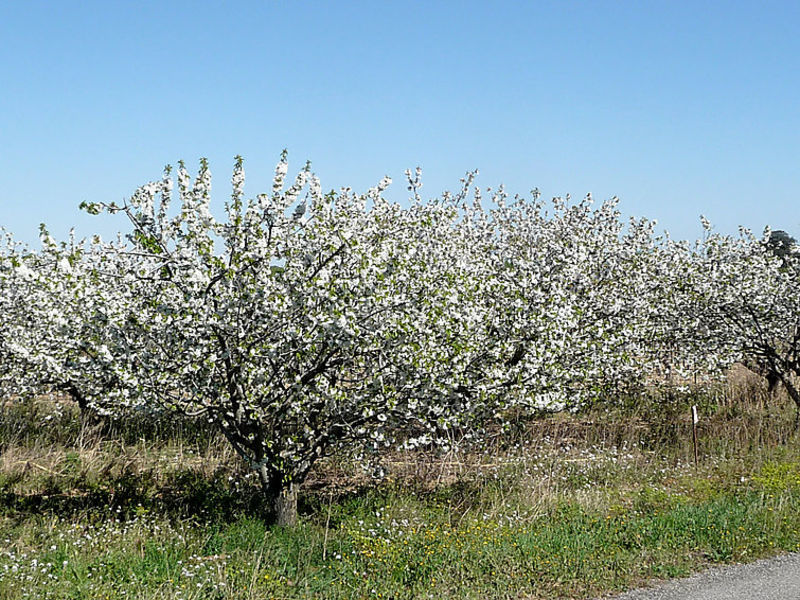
[1, 364, 796, 512]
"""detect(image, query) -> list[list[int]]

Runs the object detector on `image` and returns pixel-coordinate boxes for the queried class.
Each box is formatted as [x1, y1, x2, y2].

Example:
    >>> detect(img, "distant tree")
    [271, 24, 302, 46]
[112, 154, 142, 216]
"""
[680, 223, 800, 426]
[0, 228, 138, 420]
[765, 229, 797, 262]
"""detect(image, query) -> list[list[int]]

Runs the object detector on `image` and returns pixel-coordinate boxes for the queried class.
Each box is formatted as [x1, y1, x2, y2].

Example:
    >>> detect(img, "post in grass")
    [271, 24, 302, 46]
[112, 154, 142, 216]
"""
[691, 405, 699, 467]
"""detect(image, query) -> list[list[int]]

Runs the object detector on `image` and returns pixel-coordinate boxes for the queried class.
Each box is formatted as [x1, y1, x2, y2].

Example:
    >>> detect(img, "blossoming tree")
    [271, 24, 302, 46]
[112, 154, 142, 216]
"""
[0, 228, 140, 418]
[686, 223, 800, 422]
[80, 155, 494, 525]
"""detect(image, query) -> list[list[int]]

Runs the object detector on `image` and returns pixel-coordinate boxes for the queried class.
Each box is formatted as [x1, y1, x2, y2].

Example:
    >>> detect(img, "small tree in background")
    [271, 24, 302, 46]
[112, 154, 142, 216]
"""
[0, 228, 140, 420]
[765, 229, 797, 264]
[433, 186, 663, 415]
[677, 223, 800, 424]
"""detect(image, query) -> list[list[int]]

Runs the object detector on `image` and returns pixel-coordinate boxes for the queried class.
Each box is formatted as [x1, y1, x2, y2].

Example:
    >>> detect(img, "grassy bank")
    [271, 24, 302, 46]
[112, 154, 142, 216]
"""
[2, 373, 800, 599]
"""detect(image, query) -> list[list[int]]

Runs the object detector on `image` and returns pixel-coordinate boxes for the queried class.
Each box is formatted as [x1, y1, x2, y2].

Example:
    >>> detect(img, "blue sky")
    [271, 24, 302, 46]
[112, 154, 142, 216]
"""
[2, 1, 799, 245]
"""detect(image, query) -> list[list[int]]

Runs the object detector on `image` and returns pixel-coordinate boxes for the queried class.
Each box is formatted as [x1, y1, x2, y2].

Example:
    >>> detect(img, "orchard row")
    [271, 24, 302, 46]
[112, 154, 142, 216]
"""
[1, 155, 797, 523]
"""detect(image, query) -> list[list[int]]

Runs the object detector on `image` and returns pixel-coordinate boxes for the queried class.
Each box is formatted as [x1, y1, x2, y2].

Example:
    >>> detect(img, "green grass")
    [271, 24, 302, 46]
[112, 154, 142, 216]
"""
[2, 376, 800, 599]
[3, 468, 800, 600]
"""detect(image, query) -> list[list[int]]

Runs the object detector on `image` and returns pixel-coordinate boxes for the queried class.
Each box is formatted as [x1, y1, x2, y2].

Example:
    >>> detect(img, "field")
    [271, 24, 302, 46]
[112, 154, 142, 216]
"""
[3, 369, 800, 599]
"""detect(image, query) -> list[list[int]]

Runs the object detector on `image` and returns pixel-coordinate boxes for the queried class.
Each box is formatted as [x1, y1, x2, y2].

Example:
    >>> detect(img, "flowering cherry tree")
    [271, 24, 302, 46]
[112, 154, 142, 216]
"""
[0, 228, 139, 417]
[81, 155, 491, 525]
[423, 183, 662, 417]
[683, 223, 800, 421]
[2, 157, 691, 524]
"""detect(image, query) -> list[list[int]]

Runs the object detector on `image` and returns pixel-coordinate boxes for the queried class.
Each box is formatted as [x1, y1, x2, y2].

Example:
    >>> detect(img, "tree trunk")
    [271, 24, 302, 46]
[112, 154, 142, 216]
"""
[766, 372, 782, 396]
[274, 483, 298, 527]
[257, 464, 299, 527]
[60, 381, 101, 425]
[60, 381, 88, 412]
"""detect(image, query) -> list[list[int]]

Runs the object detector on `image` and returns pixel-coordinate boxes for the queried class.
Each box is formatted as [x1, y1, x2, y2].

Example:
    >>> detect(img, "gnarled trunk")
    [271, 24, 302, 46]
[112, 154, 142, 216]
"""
[59, 381, 102, 425]
[256, 463, 299, 527]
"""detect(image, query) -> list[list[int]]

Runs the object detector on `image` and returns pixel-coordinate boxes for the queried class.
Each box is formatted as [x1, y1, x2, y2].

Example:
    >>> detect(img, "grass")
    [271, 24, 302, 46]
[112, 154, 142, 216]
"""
[2, 369, 800, 599]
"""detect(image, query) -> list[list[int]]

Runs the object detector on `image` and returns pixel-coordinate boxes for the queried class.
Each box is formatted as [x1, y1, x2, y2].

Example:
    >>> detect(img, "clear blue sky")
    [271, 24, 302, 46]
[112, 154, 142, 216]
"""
[2, 1, 799, 245]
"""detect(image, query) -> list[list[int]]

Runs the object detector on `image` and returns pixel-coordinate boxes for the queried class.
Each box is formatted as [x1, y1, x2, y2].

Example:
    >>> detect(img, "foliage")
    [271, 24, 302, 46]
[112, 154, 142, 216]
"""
[765, 229, 797, 262]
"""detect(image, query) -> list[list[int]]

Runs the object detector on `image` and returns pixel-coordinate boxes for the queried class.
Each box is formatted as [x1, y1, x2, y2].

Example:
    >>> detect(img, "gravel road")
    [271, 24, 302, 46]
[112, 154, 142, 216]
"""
[599, 553, 800, 600]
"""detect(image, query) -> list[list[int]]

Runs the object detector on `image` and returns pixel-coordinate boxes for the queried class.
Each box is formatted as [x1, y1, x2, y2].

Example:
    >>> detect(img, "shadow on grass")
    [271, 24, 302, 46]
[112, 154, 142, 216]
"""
[0, 465, 484, 532]
[0, 467, 272, 525]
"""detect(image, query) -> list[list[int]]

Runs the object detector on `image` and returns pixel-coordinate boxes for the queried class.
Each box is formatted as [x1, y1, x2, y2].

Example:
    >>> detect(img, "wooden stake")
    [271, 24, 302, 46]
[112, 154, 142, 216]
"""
[692, 405, 699, 467]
